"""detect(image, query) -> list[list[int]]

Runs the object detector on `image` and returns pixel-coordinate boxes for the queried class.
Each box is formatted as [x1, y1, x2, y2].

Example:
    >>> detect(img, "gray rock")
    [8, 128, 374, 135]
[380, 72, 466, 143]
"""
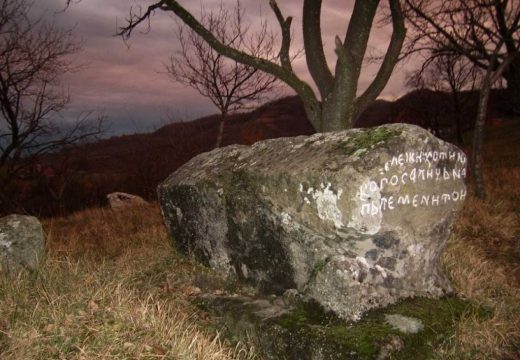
[107, 192, 147, 210]
[158, 124, 467, 321]
[0, 215, 45, 272]
[385, 314, 424, 334]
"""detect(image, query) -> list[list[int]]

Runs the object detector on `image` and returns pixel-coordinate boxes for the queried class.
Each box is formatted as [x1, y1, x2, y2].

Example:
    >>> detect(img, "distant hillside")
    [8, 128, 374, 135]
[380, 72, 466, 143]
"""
[7, 90, 513, 217]
[55, 96, 314, 178]
[356, 88, 511, 134]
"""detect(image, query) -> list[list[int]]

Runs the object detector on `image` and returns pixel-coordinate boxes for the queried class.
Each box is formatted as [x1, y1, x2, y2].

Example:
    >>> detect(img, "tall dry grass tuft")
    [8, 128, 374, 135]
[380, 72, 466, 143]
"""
[441, 239, 520, 359]
[1, 203, 255, 359]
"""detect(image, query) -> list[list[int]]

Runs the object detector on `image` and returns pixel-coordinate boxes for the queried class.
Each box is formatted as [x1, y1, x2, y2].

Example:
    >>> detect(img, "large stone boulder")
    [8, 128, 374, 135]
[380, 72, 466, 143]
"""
[0, 215, 45, 272]
[158, 124, 468, 321]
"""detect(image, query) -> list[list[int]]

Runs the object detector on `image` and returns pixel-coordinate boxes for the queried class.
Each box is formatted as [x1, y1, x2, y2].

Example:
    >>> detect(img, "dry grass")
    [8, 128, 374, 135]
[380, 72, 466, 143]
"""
[1, 120, 519, 359]
[0, 204, 256, 359]
[437, 118, 520, 359]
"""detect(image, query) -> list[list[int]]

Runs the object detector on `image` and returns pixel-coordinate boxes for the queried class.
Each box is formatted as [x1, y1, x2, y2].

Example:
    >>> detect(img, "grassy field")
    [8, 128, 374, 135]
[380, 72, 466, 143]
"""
[0, 120, 519, 359]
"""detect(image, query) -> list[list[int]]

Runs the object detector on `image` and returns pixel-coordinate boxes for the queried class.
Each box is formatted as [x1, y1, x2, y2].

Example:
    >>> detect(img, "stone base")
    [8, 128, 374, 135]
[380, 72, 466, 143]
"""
[198, 294, 488, 360]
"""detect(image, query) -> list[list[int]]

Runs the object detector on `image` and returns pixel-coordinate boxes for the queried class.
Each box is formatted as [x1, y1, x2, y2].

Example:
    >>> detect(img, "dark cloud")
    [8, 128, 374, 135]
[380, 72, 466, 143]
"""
[35, 0, 411, 135]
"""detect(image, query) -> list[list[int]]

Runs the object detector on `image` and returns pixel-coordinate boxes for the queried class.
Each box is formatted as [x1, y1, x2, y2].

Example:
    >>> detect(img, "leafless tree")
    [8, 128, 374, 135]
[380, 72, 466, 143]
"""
[167, 2, 279, 148]
[114, 0, 406, 132]
[0, 0, 103, 211]
[402, 0, 520, 198]
[472, 47, 516, 198]
[407, 51, 480, 144]
[402, 0, 520, 113]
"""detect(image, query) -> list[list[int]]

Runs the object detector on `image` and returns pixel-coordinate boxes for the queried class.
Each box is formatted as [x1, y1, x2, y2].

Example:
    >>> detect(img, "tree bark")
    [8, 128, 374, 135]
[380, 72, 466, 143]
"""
[326, 0, 380, 130]
[472, 53, 518, 199]
[215, 113, 226, 148]
[472, 78, 490, 199]
[303, 0, 333, 99]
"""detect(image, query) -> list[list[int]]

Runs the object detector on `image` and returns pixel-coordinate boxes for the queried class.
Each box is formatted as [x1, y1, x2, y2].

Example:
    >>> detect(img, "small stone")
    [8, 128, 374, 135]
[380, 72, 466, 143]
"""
[385, 314, 424, 334]
[106, 192, 147, 210]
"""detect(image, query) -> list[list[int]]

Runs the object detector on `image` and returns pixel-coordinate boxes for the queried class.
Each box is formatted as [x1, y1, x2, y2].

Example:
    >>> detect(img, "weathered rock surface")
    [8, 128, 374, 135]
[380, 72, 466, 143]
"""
[158, 124, 468, 321]
[0, 215, 45, 272]
[107, 192, 147, 210]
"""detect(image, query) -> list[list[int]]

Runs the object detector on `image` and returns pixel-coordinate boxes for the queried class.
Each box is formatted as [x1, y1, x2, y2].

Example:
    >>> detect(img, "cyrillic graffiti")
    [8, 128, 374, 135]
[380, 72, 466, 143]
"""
[360, 189, 467, 216]
[359, 149, 467, 217]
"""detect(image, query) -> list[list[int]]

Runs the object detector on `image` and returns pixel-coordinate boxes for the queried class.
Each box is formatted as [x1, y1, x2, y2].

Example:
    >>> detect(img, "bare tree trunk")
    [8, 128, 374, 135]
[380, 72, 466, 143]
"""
[215, 113, 226, 148]
[472, 78, 490, 199]
[472, 53, 517, 199]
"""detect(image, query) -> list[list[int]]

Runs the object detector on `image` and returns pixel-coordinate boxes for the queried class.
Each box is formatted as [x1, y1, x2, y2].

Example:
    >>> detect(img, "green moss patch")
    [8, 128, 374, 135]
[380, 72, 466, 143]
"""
[200, 295, 490, 360]
[342, 128, 401, 155]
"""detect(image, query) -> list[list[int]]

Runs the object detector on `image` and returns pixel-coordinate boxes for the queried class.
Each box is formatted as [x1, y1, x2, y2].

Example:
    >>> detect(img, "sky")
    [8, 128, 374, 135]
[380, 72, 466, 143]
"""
[34, 0, 413, 135]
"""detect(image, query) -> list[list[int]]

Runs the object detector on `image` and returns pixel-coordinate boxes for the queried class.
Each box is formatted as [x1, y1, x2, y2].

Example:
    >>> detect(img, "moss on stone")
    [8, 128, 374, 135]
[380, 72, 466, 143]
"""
[343, 128, 401, 155]
[202, 294, 490, 360]
[275, 296, 490, 359]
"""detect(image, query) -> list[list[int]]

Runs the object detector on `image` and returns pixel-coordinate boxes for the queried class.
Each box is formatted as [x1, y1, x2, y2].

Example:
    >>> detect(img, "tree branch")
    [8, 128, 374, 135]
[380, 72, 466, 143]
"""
[269, 0, 293, 72]
[119, 0, 321, 130]
[302, 0, 334, 99]
[403, 0, 491, 69]
[355, 0, 405, 116]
